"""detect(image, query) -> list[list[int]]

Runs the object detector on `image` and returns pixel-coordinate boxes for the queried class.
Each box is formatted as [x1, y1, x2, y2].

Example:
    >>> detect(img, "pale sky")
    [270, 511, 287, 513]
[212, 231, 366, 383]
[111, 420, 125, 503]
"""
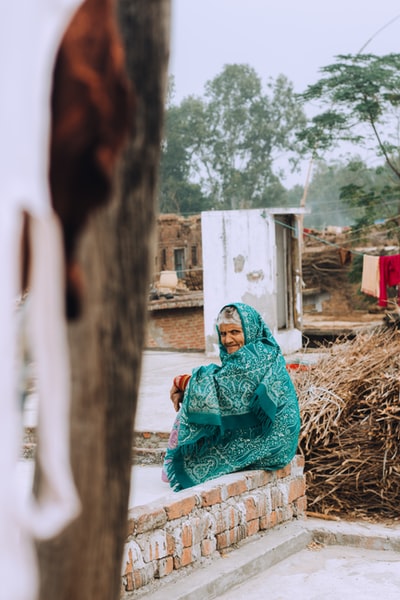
[170, 0, 400, 100]
[169, 0, 400, 185]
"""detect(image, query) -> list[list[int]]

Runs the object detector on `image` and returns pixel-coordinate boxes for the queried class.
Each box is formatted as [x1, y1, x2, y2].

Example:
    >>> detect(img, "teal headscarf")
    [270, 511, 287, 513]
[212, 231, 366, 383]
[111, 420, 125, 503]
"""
[163, 303, 301, 490]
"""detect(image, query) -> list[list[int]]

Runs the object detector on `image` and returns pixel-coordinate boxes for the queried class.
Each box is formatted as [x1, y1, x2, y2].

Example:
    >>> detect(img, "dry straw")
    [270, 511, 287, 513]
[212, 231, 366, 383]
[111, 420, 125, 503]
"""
[291, 326, 400, 519]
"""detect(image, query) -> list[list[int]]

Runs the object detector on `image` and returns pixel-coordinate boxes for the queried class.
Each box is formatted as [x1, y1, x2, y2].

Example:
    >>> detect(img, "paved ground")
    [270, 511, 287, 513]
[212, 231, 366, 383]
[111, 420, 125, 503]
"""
[129, 464, 171, 506]
[139, 519, 400, 600]
[129, 352, 400, 600]
[22, 350, 400, 600]
[134, 350, 217, 433]
[215, 544, 400, 600]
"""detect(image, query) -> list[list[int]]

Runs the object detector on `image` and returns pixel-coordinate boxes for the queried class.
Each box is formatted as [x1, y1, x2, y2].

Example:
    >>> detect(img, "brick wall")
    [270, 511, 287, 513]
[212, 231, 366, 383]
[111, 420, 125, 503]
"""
[154, 214, 202, 283]
[121, 456, 306, 595]
[146, 306, 205, 351]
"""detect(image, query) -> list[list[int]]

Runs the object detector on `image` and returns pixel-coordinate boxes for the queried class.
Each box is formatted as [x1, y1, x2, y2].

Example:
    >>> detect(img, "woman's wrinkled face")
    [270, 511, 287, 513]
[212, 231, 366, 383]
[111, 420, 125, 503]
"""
[219, 323, 245, 354]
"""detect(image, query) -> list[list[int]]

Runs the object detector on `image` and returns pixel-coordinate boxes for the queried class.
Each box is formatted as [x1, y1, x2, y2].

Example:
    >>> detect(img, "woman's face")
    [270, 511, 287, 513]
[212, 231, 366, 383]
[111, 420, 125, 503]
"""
[219, 323, 245, 354]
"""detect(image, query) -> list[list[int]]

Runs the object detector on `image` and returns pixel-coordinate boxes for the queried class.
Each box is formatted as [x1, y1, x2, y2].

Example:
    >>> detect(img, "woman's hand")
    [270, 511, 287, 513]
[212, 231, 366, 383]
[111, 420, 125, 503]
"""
[170, 383, 184, 412]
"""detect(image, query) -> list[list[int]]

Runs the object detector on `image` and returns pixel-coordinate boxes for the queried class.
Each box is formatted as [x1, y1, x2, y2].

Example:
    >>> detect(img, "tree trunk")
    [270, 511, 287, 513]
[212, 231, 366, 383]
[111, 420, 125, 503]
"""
[37, 2, 170, 599]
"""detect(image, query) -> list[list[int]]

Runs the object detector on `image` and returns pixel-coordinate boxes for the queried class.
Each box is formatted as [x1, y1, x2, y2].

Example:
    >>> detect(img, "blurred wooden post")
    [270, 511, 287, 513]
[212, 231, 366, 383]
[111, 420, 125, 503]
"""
[37, 2, 170, 599]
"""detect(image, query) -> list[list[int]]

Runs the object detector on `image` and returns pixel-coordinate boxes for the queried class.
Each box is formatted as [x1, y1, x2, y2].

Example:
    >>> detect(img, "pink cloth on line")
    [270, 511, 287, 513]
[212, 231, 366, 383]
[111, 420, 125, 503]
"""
[378, 254, 400, 307]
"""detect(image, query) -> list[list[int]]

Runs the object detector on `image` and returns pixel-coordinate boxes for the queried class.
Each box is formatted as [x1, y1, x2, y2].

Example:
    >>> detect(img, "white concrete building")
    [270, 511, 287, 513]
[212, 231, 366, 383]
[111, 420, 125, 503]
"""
[201, 207, 307, 355]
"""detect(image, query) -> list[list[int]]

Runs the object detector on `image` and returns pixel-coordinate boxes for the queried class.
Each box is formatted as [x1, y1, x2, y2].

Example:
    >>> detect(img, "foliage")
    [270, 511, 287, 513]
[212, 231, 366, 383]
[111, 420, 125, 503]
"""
[303, 157, 400, 233]
[339, 162, 400, 228]
[304, 159, 369, 228]
[159, 65, 306, 213]
[159, 96, 213, 213]
[297, 53, 400, 180]
[297, 55, 400, 232]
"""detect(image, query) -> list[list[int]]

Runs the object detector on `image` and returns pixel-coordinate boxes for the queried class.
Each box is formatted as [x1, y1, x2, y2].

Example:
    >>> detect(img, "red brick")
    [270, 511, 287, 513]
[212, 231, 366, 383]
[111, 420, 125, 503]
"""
[226, 479, 247, 497]
[143, 531, 169, 562]
[165, 496, 196, 520]
[245, 470, 273, 489]
[156, 556, 174, 578]
[181, 523, 193, 547]
[276, 464, 292, 479]
[201, 487, 222, 507]
[294, 495, 307, 515]
[128, 506, 167, 535]
[123, 548, 133, 575]
[288, 478, 306, 503]
[124, 572, 134, 592]
[216, 531, 229, 550]
[132, 566, 153, 590]
[260, 511, 278, 530]
[190, 515, 210, 544]
[174, 547, 193, 569]
[275, 508, 284, 524]
[247, 518, 260, 536]
[215, 506, 239, 533]
[217, 525, 247, 549]
[147, 305, 205, 351]
[201, 538, 217, 556]
[270, 487, 283, 510]
[230, 524, 247, 544]
[244, 497, 258, 521]
[166, 532, 175, 555]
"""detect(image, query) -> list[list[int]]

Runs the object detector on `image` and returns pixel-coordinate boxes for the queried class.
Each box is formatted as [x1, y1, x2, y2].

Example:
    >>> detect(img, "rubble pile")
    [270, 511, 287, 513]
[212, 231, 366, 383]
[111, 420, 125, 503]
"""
[292, 326, 400, 519]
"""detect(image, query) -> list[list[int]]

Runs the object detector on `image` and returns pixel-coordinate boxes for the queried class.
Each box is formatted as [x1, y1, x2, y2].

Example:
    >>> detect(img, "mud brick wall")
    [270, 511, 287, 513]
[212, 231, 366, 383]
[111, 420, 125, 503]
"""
[121, 456, 306, 595]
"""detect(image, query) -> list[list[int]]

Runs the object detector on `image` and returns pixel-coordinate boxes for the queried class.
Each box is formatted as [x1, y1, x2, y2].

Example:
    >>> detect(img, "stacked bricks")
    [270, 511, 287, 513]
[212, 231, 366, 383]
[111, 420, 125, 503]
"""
[121, 456, 306, 595]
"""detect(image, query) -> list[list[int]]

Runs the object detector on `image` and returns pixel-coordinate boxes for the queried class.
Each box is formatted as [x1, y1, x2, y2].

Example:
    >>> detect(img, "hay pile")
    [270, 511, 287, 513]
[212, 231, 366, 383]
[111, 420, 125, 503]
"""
[291, 326, 400, 519]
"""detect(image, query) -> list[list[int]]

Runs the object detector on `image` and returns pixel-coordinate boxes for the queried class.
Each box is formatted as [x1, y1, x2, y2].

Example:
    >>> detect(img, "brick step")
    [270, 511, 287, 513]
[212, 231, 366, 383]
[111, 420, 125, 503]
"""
[132, 446, 166, 465]
[23, 428, 169, 465]
[133, 431, 170, 449]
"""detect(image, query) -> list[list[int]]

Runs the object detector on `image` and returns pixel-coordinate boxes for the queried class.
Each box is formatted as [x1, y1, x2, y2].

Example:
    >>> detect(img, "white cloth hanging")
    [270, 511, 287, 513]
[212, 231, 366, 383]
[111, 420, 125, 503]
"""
[361, 254, 380, 298]
[0, 2, 83, 598]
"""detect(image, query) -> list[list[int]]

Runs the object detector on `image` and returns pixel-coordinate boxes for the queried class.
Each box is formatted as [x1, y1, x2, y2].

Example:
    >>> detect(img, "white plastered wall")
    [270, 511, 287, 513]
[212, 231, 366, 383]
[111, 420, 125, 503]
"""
[201, 208, 303, 356]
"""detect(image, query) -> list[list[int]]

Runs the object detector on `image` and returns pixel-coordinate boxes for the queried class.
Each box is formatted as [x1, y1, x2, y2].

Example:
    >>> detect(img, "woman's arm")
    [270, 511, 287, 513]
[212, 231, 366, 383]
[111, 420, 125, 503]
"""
[170, 374, 191, 412]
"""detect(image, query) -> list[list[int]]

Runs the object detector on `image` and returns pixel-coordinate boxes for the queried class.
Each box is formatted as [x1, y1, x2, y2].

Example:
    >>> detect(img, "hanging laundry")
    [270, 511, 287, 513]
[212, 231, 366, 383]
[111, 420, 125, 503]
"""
[338, 248, 352, 266]
[378, 254, 400, 307]
[361, 255, 380, 298]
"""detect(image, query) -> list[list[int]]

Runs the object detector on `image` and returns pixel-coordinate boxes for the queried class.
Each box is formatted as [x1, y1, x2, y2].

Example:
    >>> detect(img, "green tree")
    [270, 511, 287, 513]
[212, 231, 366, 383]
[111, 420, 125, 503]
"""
[160, 96, 212, 214]
[298, 53, 400, 179]
[299, 157, 400, 239]
[303, 159, 366, 229]
[160, 64, 306, 212]
[339, 161, 400, 237]
[297, 54, 400, 233]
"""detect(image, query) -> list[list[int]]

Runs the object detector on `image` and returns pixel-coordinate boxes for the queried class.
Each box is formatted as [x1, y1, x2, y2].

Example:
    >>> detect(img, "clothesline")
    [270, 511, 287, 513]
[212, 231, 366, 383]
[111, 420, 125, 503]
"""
[274, 218, 400, 258]
[274, 218, 400, 308]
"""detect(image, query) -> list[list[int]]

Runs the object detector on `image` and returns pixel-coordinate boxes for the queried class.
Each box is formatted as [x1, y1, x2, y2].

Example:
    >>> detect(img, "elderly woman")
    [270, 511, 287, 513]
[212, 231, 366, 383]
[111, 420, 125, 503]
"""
[162, 302, 300, 491]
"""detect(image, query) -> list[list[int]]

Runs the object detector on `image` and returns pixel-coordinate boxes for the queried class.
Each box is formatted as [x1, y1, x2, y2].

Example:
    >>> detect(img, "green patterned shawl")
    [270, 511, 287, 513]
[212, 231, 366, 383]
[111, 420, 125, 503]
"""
[163, 303, 301, 490]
